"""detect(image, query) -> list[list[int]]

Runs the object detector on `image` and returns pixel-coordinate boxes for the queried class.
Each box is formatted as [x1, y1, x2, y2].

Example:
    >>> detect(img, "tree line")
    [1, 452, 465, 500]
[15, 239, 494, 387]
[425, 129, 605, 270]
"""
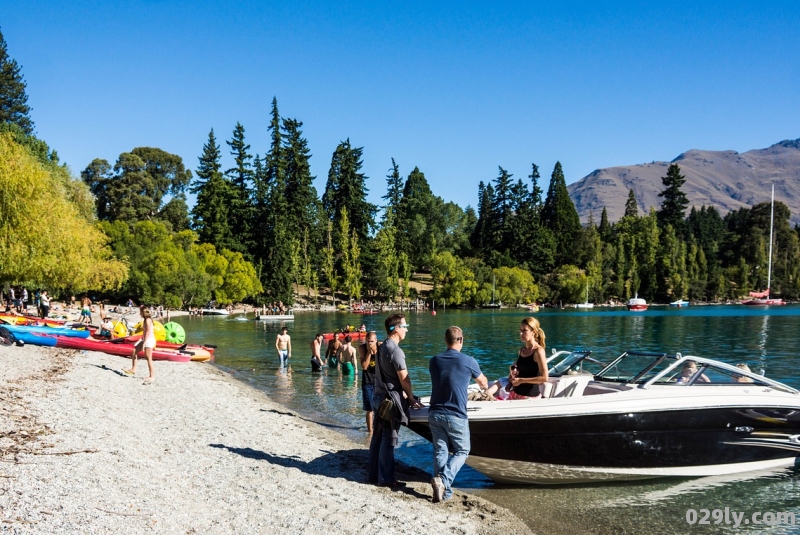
[1, 28, 798, 307]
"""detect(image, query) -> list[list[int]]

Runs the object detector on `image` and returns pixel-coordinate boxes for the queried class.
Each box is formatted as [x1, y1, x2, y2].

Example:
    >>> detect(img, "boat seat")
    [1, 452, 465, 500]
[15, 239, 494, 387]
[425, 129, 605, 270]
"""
[541, 381, 554, 398]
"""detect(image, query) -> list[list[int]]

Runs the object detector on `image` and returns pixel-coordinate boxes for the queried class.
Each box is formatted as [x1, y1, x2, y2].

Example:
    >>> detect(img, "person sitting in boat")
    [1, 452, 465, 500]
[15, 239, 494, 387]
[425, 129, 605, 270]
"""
[734, 363, 754, 383]
[507, 317, 549, 399]
[359, 324, 366, 332]
[677, 361, 710, 383]
[483, 364, 519, 400]
[99, 317, 115, 337]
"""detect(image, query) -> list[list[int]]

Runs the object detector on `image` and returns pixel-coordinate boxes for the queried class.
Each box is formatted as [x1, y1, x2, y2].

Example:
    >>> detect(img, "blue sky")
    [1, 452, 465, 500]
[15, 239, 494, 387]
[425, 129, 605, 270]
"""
[3, 1, 799, 211]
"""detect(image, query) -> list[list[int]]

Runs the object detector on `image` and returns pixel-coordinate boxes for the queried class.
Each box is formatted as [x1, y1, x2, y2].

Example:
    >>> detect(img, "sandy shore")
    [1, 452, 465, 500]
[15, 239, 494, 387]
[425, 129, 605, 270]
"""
[0, 343, 532, 534]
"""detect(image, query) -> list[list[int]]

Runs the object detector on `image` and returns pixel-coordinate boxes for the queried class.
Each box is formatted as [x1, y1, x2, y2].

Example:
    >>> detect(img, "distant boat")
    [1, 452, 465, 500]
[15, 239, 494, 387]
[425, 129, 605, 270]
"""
[576, 281, 594, 309]
[199, 308, 229, 316]
[520, 304, 539, 313]
[742, 186, 786, 306]
[482, 274, 502, 309]
[627, 294, 648, 311]
[255, 309, 295, 321]
[670, 300, 690, 307]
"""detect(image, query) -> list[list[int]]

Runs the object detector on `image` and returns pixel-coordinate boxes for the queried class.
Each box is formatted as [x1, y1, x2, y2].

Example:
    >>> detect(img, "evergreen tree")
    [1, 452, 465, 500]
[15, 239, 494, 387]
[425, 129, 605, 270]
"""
[224, 122, 254, 254]
[657, 163, 689, 232]
[322, 139, 375, 243]
[624, 189, 639, 218]
[282, 118, 318, 240]
[490, 167, 514, 251]
[599, 207, 612, 241]
[541, 161, 581, 267]
[190, 129, 236, 250]
[0, 29, 33, 135]
[383, 158, 403, 217]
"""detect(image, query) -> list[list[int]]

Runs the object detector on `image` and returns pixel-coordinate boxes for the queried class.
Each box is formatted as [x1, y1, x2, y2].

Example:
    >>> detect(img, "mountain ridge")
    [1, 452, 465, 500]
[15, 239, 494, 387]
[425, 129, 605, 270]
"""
[567, 138, 800, 227]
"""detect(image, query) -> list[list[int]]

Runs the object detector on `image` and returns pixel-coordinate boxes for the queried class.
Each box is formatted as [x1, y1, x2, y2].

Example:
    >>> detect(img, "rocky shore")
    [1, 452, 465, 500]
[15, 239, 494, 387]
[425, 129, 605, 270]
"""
[0, 343, 532, 534]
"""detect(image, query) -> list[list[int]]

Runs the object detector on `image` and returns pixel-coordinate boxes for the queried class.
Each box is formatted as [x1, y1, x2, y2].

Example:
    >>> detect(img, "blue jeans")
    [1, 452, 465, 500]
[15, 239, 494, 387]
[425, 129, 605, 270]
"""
[368, 391, 398, 484]
[278, 350, 288, 368]
[428, 410, 471, 500]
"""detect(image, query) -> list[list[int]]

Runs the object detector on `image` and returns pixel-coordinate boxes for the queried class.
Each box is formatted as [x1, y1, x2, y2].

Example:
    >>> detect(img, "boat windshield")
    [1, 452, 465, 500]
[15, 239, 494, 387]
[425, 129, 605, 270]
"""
[595, 351, 677, 384]
[548, 350, 605, 377]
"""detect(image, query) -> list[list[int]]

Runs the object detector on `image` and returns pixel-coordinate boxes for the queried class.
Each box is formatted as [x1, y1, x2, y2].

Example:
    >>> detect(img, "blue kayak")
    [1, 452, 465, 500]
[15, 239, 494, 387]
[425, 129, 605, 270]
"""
[5, 329, 58, 347]
[3, 324, 91, 339]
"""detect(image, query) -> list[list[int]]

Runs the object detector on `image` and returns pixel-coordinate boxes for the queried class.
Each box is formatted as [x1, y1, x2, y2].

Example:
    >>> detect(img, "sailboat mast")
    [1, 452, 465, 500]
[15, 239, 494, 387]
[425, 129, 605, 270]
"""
[767, 185, 774, 293]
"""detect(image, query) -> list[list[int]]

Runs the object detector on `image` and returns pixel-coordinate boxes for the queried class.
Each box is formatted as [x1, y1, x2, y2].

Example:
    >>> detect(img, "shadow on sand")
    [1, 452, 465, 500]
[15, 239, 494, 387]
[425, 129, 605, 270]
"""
[209, 443, 428, 498]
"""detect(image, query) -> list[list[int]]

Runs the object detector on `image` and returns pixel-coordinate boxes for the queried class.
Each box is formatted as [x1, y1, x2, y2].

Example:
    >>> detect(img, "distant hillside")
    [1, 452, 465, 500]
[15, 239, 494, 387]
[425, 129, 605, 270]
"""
[567, 139, 800, 227]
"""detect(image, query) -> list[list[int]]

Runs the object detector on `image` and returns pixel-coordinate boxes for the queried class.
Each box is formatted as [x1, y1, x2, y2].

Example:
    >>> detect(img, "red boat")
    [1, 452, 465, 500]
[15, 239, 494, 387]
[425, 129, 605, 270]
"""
[55, 336, 193, 362]
[322, 331, 367, 341]
[626, 296, 648, 311]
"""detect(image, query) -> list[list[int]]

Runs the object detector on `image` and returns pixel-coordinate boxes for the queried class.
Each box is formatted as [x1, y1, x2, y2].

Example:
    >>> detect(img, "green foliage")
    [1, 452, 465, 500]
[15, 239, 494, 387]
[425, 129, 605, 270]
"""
[83, 147, 192, 225]
[0, 29, 33, 135]
[0, 133, 127, 291]
[541, 162, 582, 267]
[322, 139, 376, 243]
[190, 130, 236, 250]
[101, 220, 260, 307]
[657, 163, 689, 232]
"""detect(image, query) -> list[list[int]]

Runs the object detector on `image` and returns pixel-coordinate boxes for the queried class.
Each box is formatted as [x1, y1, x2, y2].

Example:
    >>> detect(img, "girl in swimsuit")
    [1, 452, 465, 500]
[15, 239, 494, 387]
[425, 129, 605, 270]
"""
[125, 306, 156, 384]
[508, 317, 548, 399]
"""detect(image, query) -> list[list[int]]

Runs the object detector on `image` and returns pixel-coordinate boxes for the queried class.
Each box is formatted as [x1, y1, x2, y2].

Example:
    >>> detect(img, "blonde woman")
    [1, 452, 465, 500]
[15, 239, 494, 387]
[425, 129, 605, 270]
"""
[124, 306, 156, 384]
[508, 317, 548, 399]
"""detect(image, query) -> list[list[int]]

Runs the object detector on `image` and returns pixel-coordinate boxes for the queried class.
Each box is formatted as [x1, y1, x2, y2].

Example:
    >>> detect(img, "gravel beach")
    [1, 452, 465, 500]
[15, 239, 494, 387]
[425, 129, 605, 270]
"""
[0, 343, 532, 534]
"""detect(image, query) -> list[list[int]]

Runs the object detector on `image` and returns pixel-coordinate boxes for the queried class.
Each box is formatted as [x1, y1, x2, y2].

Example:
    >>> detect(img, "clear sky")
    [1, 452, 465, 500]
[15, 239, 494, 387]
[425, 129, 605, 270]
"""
[3, 1, 799, 211]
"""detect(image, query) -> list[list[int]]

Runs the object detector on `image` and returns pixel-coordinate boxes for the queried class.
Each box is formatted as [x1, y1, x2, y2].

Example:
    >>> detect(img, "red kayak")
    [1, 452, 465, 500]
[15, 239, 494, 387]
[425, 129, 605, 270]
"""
[322, 331, 367, 341]
[92, 333, 215, 355]
[55, 336, 193, 362]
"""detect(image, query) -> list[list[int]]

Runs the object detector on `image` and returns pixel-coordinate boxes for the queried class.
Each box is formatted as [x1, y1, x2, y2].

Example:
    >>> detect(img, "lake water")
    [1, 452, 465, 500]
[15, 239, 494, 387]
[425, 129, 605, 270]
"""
[181, 306, 800, 534]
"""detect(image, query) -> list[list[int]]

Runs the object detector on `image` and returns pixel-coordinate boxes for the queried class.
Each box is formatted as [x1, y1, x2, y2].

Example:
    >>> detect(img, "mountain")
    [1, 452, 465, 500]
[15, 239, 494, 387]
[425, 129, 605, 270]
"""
[567, 139, 800, 227]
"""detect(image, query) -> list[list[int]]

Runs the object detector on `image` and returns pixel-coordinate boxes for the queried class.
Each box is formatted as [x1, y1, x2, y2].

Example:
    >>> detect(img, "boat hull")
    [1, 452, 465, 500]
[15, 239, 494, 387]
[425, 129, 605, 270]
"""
[408, 404, 800, 484]
[627, 304, 648, 311]
[741, 299, 786, 306]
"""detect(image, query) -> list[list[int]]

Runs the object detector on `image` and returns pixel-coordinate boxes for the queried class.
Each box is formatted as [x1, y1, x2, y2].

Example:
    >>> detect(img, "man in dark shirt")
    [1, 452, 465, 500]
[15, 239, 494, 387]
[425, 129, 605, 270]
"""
[428, 326, 488, 502]
[368, 314, 422, 487]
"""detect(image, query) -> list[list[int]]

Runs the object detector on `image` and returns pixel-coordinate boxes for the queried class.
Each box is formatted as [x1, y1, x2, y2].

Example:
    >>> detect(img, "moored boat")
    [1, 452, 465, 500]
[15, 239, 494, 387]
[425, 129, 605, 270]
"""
[409, 350, 800, 484]
[54, 336, 194, 362]
[670, 300, 690, 307]
[627, 294, 648, 311]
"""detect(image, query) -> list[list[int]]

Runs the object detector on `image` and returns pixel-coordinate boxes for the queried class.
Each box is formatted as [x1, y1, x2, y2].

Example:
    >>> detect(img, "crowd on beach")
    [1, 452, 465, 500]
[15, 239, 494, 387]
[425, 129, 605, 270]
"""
[272, 312, 549, 503]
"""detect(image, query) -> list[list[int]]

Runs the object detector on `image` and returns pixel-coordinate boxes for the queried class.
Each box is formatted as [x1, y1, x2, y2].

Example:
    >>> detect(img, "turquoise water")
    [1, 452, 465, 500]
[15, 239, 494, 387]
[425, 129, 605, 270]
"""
[182, 306, 800, 534]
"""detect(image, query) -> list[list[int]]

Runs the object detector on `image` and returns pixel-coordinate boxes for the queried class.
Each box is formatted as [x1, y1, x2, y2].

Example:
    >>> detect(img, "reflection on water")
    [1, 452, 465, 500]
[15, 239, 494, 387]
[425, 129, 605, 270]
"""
[185, 306, 800, 533]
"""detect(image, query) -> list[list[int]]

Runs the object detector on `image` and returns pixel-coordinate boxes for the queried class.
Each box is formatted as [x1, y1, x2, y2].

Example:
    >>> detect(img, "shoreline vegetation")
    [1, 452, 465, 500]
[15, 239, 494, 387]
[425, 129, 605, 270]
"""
[0, 343, 532, 534]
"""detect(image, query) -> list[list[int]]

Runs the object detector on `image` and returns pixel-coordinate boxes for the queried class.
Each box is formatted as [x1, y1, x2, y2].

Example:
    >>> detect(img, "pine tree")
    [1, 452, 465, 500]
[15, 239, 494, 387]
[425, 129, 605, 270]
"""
[190, 129, 235, 249]
[658, 163, 689, 231]
[624, 189, 639, 218]
[0, 29, 33, 135]
[541, 161, 581, 267]
[282, 118, 318, 239]
[599, 206, 612, 241]
[490, 167, 514, 251]
[469, 181, 494, 255]
[225, 122, 254, 254]
[322, 139, 375, 243]
[383, 158, 403, 217]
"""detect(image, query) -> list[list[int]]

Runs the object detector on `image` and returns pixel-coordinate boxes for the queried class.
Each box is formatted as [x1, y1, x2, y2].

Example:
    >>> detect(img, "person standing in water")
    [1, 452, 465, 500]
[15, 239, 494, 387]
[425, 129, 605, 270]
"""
[310, 333, 326, 372]
[337, 335, 358, 377]
[125, 306, 156, 384]
[275, 326, 292, 369]
[358, 331, 379, 433]
[326, 332, 342, 368]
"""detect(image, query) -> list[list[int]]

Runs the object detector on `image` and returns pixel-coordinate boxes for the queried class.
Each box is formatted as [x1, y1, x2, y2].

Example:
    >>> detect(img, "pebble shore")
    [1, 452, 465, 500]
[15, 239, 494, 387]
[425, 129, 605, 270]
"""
[0, 343, 532, 534]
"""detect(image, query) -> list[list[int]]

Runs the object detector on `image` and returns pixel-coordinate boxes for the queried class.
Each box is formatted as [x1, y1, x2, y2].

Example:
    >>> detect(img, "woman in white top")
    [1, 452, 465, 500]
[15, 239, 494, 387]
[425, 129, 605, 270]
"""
[124, 306, 156, 384]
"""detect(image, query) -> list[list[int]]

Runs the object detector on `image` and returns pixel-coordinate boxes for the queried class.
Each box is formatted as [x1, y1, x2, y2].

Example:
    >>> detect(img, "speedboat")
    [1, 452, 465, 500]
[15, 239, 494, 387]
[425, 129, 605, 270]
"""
[408, 350, 800, 484]
[670, 300, 690, 307]
[199, 308, 230, 316]
[627, 295, 648, 311]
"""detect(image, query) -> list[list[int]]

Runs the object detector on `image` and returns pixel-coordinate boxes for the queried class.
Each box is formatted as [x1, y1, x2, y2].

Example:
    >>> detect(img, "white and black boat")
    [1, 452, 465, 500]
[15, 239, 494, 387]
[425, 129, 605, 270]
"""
[408, 350, 800, 484]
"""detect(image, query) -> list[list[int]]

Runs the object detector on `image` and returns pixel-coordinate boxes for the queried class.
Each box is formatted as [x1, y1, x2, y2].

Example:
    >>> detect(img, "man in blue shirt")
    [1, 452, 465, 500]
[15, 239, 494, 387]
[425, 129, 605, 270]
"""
[428, 326, 488, 502]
